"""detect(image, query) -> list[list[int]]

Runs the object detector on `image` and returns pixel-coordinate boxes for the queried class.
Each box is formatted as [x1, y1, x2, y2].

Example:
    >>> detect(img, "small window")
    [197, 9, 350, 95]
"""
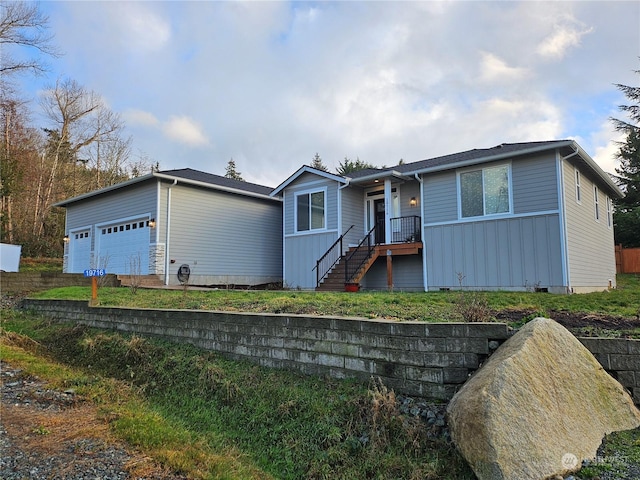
[107, 227, 112, 233]
[606, 196, 612, 228]
[132, 223, 137, 230]
[139, 222, 144, 228]
[459, 164, 511, 218]
[102, 229, 106, 235]
[575, 170, 581, 203]
[112, 228, 117, 234]
[126, 224, 131, 230]
[594, 186, 600, 221]
[119, 225, 124, 232]
[86, 231, 90, 237]
[296, 190, 325, 232]
[75, 234, 79, 239]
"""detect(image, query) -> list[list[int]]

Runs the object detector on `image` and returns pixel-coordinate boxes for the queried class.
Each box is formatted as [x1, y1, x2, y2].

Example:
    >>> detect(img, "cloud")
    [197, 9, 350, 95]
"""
[537, 16, 593, 59]
[117, 3, 171, 53]
[123, 109, 159, 127]
[479, 52, 528, 83]
[162, 116, 209, 147]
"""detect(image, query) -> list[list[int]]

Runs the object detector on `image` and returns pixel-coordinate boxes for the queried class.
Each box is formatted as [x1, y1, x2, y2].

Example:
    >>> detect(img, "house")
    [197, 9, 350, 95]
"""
[271, 140, 623, 293]
[55, 169, 282, 287]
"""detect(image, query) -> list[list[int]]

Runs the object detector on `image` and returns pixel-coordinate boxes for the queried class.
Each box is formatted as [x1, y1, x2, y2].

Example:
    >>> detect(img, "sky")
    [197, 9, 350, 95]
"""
[14, 1, 640, 187]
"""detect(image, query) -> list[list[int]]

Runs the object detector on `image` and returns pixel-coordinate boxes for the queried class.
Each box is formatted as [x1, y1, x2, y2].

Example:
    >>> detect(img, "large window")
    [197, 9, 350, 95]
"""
[459, 164, 511, 218]
[296, 190, 325, 232]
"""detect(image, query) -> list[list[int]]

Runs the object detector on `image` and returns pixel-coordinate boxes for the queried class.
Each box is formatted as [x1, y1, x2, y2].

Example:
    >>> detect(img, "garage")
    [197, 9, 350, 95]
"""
[96, 219, 150, 275]
[69, 229, 92, 273]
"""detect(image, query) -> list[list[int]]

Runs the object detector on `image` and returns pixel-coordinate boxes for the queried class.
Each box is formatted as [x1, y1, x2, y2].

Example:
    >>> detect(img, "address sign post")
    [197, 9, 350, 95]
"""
[83, 269, 106, 305]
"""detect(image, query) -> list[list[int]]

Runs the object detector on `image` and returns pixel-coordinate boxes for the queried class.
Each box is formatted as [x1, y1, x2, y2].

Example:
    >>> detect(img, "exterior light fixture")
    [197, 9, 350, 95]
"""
[149, 218, 156, 228]
[63, 235, 70, 243]
[409, 197, 417, 207]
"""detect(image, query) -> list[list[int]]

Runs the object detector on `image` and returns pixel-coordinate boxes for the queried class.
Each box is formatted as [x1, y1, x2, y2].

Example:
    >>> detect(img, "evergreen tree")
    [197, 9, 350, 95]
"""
[336, 156, 376, 176]
[225, 158, 243, 181]
[611, 62, 640, 247]
[310, 152, 328, 172]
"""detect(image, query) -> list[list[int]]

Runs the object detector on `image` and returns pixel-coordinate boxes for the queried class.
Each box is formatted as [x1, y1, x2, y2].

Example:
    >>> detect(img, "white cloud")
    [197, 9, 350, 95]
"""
[537, 16, 593, 59]
[123, 109, 159, 127]
[479, 52, 528, 83]
[162, 116, 209, 147]
[117, 3, 171, 53]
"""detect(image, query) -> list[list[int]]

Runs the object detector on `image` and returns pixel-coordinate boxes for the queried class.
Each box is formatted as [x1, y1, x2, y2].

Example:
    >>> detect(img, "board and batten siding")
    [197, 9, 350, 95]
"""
[424, 215, 563, 290]
[419, 154, 564, 291]
[63, 180, 158, 271]
[562, 159, 616, 291]
[166, 184, 282, 286]
[362, 256, 423, 291]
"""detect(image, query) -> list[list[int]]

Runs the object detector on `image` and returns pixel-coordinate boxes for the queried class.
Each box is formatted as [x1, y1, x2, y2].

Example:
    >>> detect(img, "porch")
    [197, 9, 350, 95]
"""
[315, 216, 422, 291]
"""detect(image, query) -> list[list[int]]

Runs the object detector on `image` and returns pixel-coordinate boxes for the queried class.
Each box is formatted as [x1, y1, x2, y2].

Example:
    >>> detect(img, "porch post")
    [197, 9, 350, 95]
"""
[384, 179, 392, 244]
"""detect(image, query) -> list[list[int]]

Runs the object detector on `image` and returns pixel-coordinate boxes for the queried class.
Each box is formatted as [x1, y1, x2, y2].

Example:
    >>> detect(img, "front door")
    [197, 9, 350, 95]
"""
[374, 198, 385, 244]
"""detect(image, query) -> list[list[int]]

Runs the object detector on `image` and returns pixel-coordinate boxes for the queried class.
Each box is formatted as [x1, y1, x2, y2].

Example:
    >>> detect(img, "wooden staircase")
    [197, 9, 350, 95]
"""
[316, 242, 422, 292]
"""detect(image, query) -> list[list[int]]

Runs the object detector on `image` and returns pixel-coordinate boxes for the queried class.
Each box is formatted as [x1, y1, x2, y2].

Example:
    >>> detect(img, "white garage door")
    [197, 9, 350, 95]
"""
[97, 219, 150, 275]
[69, 230, 92, 273]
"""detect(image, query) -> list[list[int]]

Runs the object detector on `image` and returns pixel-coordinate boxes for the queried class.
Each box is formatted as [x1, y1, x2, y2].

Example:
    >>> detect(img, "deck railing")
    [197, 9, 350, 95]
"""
[390, 215, 421, 243]
[344, 225, 376, 284]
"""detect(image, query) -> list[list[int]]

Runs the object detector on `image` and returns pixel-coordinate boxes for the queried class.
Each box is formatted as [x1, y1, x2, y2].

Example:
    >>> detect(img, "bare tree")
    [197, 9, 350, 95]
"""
[0, 1, 61, 78]
[34, 78, 126, 236]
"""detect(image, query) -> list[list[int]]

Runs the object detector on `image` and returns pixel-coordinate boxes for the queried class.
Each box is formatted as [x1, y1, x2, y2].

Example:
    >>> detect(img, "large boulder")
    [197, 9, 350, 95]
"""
[447, 317, 640, 480]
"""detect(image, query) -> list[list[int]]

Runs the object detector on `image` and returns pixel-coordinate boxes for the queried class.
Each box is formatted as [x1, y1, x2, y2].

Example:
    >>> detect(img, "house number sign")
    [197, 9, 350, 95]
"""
[83, 269, 106, 277]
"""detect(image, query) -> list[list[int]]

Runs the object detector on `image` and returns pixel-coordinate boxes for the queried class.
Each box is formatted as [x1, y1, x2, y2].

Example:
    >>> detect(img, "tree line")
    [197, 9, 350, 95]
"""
[1, 2, 152, 257]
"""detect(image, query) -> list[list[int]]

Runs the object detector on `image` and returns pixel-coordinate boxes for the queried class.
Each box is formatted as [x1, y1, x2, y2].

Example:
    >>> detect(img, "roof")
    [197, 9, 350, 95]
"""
[270, 165, 348, 197]
[54, 168, 279, 207]
[357, 140, 623, 199]
[159, 168, 274, 196]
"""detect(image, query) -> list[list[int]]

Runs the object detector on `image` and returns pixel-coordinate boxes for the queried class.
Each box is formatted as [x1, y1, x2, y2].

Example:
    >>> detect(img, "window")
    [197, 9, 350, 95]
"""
[575, 170, 581, 203]
[594, 186, 600, 221]
[296, 190, 325, 232]
[606, 196, 612, 227]
[459, 164, 510, 218]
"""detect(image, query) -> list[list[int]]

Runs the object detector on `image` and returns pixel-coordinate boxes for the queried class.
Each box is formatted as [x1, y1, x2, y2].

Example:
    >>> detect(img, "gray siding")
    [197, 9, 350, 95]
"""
[362, 256, 423, 291]
[423, 214, 563, 290]
[167, 184, 282, 286]
[283, 178, 339, 235]
[423, 172, 457, 223]
[64, 181, 158, 271]
[512, 153, 558, 214]
[399, 181, 421, 218]
[562, 160, 617, 291]
[282, 173, 343, 289]
[341, 186, 366, 247]
[285, 232, 338, 289]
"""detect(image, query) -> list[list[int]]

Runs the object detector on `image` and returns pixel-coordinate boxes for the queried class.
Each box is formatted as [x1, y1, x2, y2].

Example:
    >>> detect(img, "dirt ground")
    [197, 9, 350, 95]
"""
[0, 360, 186, 480]
[493, 309, 640, 337]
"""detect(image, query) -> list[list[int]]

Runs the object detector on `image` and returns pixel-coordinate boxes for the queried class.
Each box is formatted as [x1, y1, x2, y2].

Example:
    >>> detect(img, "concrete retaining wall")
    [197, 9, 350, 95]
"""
[19, 299, 639, 404]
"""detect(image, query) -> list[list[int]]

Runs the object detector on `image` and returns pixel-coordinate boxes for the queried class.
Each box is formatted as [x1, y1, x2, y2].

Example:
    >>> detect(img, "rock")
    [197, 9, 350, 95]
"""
[446, 317, 640, 480]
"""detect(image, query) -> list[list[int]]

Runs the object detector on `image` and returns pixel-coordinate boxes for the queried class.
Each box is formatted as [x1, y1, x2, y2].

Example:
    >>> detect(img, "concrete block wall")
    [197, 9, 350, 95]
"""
[19, 299, 639, 405]
[578, 338, 640, 405]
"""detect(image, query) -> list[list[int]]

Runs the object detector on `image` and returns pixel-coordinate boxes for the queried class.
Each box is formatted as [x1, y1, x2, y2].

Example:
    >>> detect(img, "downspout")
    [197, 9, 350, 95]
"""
[415, 173, 427, 292]
[558, 146, 579, 293]
[338, 178, 351, 243]
[164, 179, 177, 286]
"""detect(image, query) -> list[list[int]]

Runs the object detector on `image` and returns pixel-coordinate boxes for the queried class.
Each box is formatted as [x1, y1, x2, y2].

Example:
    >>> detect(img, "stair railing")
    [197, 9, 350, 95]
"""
[344, 225, 377, 284]
[314, 225, 354, 288]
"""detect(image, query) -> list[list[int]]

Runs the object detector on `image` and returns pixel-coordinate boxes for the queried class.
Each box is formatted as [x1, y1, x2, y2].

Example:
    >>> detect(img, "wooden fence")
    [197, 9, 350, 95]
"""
[615, 245, 640, 274]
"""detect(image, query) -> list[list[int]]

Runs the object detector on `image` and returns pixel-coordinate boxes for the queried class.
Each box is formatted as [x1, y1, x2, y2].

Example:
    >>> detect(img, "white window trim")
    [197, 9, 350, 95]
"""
[575, 169, 582, 204]
[606, 196, 612, 228]
[594, 185, 600, 222]
[456, 162, 513, 220]
[294, 186, 328, 233]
